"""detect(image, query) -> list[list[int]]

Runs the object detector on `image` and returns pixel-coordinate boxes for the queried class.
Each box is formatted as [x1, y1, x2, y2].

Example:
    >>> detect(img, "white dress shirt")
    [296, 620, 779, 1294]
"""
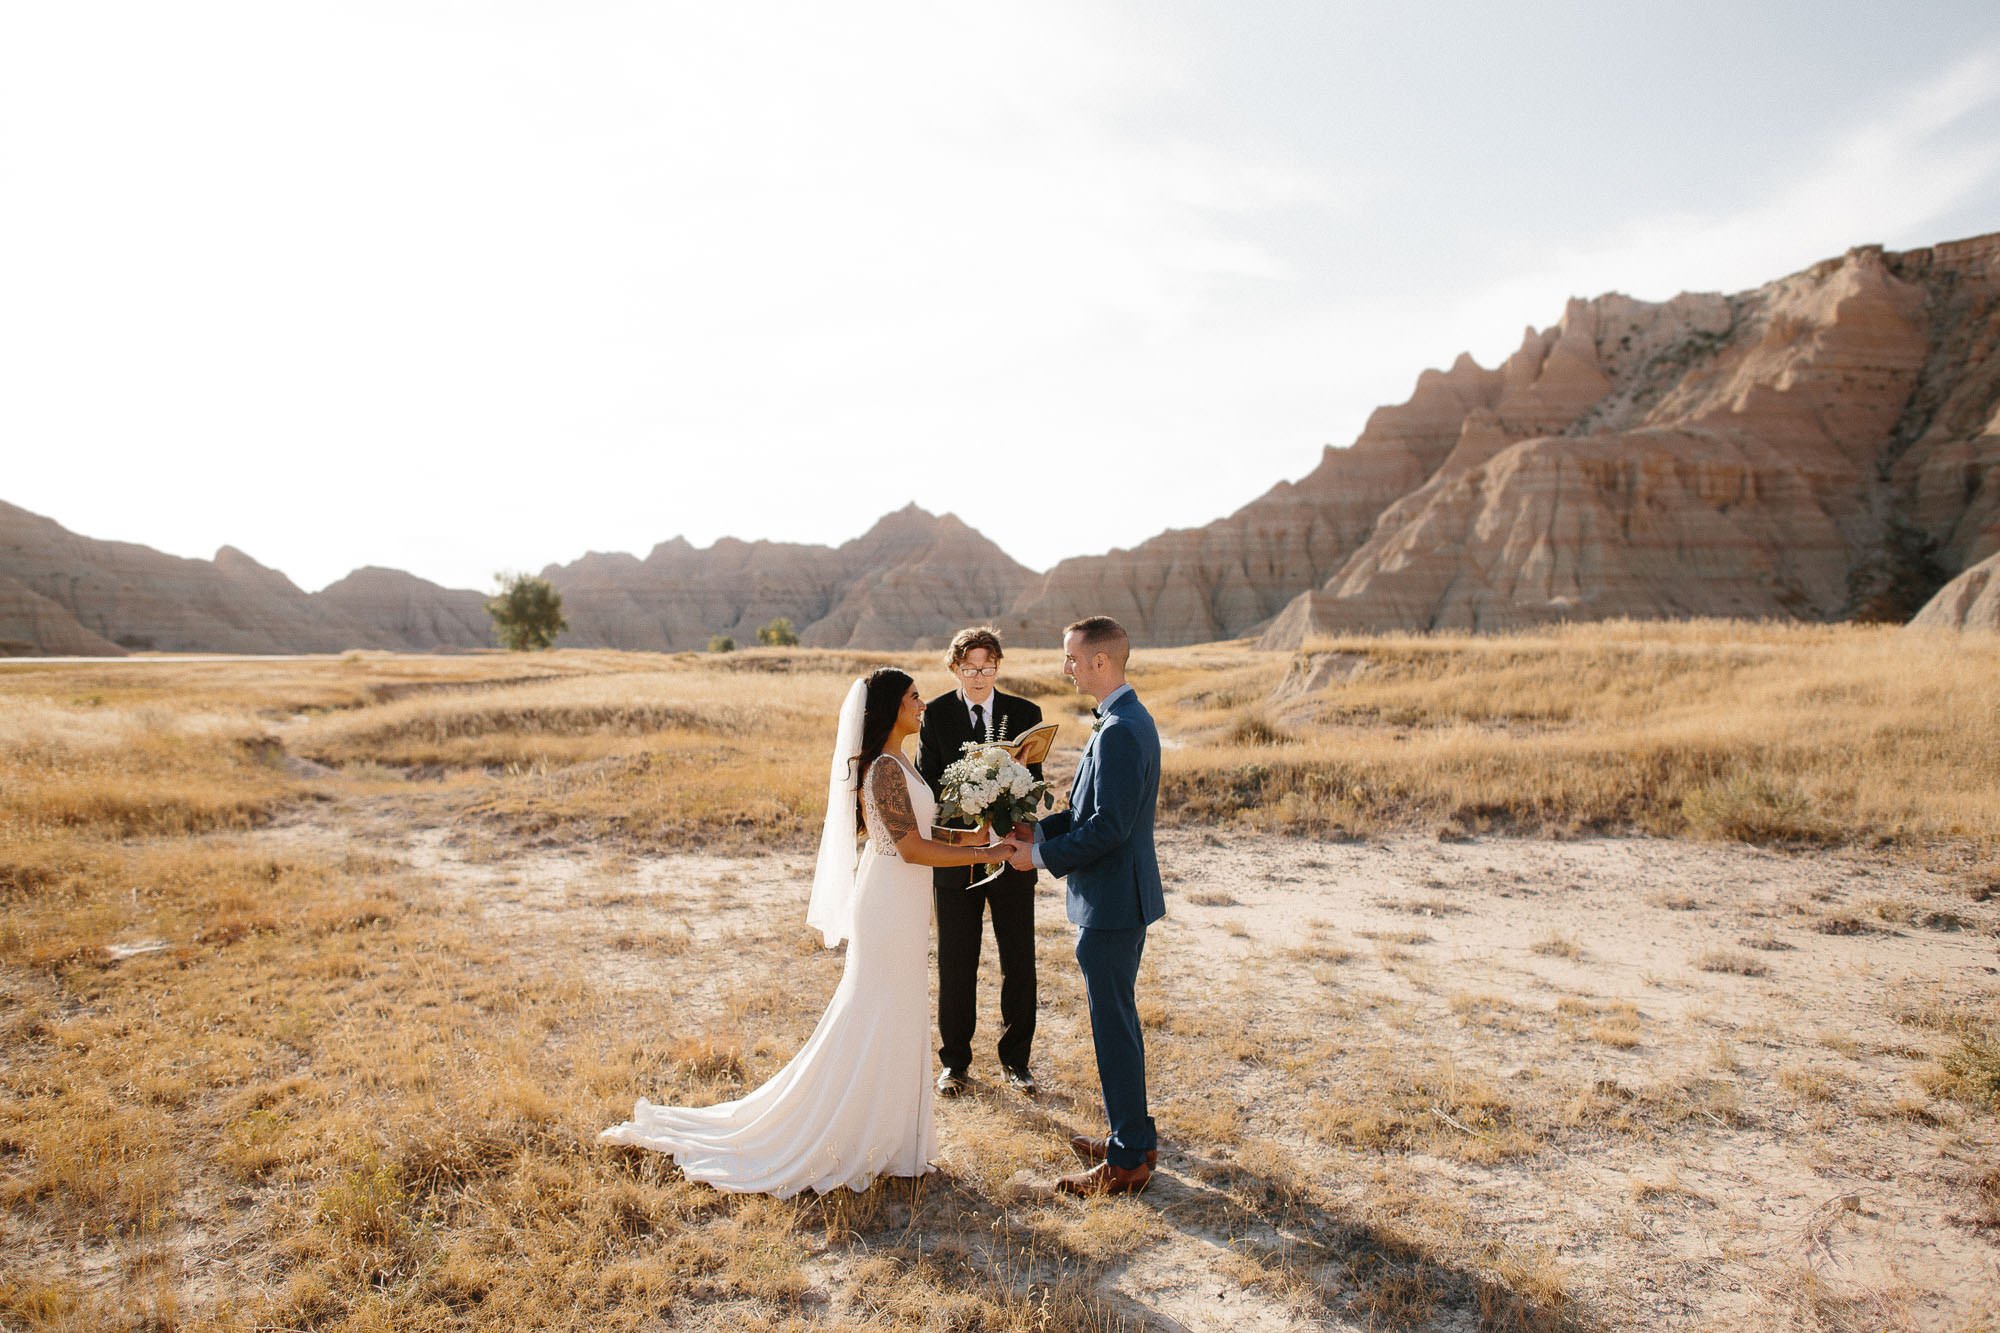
[959, 687, 997, 738]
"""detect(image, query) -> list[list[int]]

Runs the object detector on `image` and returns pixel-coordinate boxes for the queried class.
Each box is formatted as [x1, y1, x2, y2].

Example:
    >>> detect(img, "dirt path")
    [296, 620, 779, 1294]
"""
[1148, 831, 1999, 1328]
[265, 801, 2000, 1329]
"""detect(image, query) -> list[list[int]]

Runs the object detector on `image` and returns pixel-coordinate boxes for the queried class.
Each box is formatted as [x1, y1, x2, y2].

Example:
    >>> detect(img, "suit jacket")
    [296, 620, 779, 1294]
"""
[917, 687, 1044, 891]
[1036, 688, 1165, 931]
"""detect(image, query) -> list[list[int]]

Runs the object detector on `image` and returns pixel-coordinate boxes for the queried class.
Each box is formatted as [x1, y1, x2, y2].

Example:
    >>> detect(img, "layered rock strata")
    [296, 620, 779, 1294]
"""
[315, 567, 491, 652]
[0, 501, 496, 654]
[1004, 354, 1507, 646]
[0, 573, 128, 657]
[1256, 234, 2000, 645]
[1881, 235, 2000, 583]
[0, 501, 368, 653]
[545, 504, 1034, 652]
[0, 500, 1035, 656]
[1909, 551, 2000, 632]
[8, 231, 1997, 656]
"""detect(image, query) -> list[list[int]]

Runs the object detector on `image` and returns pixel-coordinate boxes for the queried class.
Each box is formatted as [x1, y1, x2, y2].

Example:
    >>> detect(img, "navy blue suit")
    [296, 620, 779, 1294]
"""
[1037, 687, 1164, 1169]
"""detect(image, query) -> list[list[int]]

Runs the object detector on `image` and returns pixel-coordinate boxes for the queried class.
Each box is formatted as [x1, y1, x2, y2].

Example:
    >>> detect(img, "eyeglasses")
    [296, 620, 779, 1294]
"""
[956, 666, 998, 678]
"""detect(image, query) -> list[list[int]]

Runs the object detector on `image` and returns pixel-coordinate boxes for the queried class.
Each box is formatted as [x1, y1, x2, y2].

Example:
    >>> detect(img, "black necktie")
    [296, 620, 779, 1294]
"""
[970, 703, 985, 737]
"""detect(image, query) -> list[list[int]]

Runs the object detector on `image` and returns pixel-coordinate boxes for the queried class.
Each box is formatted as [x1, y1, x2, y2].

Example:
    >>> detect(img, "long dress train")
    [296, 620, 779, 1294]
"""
[597, 753, 938, 1196]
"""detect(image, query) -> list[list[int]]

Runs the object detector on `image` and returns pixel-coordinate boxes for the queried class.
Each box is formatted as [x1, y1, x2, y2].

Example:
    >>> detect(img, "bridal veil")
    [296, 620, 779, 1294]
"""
[805, 677, 867, 948]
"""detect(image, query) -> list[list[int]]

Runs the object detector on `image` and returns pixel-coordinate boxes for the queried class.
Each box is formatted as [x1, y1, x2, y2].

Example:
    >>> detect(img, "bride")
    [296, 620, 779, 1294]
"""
[598, 667, 1013, 1196]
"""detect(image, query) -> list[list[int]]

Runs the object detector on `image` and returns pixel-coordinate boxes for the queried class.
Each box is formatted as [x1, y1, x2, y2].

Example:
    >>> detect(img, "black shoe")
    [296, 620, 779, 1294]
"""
[1001, 1064, 1038, 1096]
[936, 1068, 969, 1098]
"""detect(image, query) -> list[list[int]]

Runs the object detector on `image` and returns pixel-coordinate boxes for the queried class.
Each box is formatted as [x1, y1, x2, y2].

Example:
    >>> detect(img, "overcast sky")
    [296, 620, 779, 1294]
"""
[4, 2, 1998, 592]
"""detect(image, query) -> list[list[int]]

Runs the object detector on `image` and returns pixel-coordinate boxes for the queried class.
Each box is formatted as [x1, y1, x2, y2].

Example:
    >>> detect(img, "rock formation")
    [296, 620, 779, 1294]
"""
[1257, 232, 2000, 645]
[1004, 354, 1509, 646]
[0, 573, 127, 657]
[1908, 551, 2000, 632]
[0, 501, 364, 653]
[0, 499, 1032, 656]
[1880, 236, 2000, 588]
[545, 504, 1035, 652]
[0, 501, 490, 654]
[800, 507, 1037, 649]
[6, 230, 1996, 656]
[315, 567, 491, 652]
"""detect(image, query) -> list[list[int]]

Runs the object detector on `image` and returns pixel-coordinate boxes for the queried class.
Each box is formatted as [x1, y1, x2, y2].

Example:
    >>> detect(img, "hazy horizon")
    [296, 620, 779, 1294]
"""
[6, 2, 1998, 593]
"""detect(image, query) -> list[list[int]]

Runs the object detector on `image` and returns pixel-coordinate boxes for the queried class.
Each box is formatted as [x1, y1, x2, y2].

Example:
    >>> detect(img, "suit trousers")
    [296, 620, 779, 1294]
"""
[1075, 923, 1156, 1169]
[933, 867, 1036, 1074]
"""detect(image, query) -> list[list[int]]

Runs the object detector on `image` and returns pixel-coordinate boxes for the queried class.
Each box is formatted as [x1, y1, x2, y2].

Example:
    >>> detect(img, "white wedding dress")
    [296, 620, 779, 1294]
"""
[598, 752, 938, 1196]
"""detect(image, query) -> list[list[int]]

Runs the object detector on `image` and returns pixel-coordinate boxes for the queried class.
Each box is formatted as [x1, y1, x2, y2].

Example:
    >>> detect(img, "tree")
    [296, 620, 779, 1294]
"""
[487, 572, 567, 651]
[757, 617, 799, 647]
[708, 634, 736, 653]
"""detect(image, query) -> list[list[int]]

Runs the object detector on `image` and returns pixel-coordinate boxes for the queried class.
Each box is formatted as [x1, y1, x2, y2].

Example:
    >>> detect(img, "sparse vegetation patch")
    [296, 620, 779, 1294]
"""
[2, 637, 1995, 1328]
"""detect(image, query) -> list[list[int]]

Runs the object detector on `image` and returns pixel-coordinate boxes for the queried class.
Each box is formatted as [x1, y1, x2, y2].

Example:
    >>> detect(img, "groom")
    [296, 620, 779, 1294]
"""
[1005, 615, 1164, 1196]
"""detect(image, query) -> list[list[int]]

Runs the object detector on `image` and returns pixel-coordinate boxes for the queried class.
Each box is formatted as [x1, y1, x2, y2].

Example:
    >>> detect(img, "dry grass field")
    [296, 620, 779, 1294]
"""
[2, 625, 1997, 1331]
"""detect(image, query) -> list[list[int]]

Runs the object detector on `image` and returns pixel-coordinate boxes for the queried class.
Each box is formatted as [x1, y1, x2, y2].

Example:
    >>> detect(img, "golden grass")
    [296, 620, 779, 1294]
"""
[1162, 620, 2000, 849]
[0, 650, 1169, 1330]
[1304, 1051, 1537, 1162]
[13, 622, 1991, 857]
[0, 704, 302, 839]
[1531, 931, 1583, 960]
[0, 830, 1143, 1328]
[1695, 948, 1771, 977]
[1898, 991, 2000, 1118]
[291, 651, 926, 853]
[2, 629, 1995, 1328]
[1555, 998, 1642, 1049]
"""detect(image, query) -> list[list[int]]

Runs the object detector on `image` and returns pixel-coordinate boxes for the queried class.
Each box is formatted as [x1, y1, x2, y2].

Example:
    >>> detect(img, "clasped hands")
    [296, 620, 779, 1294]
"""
[987, 833, 1036, 873]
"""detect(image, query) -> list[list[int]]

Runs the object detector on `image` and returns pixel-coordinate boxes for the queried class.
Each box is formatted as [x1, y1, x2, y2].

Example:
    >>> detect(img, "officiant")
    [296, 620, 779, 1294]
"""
[917, 625, 1045, 1098]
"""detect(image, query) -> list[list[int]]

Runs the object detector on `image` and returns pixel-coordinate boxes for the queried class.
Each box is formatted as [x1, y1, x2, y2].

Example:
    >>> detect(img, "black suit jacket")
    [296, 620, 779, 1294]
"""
[918, 687, 1044, 891]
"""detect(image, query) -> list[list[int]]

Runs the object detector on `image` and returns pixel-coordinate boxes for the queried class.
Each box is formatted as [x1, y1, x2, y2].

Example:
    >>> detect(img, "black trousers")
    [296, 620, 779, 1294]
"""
[933, 866, 1037, 1073]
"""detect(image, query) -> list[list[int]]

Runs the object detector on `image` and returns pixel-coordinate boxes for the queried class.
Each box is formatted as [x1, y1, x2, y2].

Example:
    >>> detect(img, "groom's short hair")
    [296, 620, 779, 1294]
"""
[1064, 615, 1129, 669]
[946, 625, 1004, 668]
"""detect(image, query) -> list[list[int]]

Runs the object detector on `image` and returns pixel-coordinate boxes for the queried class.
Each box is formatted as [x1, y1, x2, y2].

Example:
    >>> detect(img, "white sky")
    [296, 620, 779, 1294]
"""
[4, 2, 1998, 592]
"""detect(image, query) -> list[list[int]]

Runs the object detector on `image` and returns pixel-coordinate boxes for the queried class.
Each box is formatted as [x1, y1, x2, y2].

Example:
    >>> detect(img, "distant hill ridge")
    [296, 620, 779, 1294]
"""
[0, 500, 1032, 656]
[1013, 230, 2000, 645]
[4, 230, 1996, 656]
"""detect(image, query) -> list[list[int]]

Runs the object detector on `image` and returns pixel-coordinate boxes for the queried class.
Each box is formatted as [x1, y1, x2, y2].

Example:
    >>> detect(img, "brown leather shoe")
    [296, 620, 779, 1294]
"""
[1056, 1160, 1152, 1196]
[1069, 1133, 1158, 1169]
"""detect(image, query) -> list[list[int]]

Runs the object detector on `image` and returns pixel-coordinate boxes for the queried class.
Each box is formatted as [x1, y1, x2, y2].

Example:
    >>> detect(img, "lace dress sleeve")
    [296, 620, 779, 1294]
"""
[864, 755, 919, 856]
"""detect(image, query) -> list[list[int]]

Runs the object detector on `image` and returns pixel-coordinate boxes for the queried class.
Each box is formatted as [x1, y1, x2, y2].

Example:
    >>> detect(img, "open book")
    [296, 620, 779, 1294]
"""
[1000, 721, 1058, 768]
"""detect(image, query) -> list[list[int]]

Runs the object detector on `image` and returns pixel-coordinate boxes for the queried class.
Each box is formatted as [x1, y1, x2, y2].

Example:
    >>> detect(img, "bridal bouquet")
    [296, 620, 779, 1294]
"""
[937, 742, 1053, 839]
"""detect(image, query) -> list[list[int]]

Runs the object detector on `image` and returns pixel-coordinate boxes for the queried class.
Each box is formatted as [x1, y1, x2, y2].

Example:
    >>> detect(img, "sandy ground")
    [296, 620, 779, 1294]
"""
[268, 802, 2000, 1331]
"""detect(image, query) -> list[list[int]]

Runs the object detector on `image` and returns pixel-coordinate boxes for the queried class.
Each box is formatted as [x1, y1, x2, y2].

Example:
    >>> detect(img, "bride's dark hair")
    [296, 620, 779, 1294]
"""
[851, 667, 914, 824]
